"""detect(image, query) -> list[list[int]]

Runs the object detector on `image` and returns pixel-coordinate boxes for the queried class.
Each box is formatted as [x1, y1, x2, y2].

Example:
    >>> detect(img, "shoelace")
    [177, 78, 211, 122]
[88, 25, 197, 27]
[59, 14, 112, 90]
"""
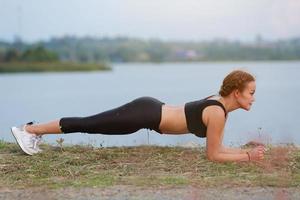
[33, 135, 42, 150]
[22, 122, 41, 150]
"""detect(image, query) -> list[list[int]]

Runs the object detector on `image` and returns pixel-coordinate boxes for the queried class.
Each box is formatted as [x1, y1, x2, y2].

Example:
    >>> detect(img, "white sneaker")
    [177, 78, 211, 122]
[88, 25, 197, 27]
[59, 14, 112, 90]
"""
[11, 123, 43, 155]
[25, 121, 43, 153]
[34, 135, 43, 153]
[26, 121, 43, 153]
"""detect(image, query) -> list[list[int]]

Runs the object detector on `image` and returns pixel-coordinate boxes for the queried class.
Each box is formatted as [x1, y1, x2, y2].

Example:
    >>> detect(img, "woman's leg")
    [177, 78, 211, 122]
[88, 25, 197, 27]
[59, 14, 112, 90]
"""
[12, 96, 164, 155]
[25, 120, 61, 135]
[26, 96, 164, 136]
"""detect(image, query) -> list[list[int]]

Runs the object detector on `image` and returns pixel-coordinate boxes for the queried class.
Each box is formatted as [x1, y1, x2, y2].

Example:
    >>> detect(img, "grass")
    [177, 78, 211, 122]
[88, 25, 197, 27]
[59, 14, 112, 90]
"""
[0, 140, 299, 189]
[0, 61, 111, 73]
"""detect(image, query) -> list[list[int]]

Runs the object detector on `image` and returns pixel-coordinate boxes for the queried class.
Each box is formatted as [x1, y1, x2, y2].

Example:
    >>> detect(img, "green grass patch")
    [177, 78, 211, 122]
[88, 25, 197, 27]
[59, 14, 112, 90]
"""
[0, 61, 111, 73]
[0, 140, 299, 189]
[0, 140, 7, 149]
[160, 176, 189, 185]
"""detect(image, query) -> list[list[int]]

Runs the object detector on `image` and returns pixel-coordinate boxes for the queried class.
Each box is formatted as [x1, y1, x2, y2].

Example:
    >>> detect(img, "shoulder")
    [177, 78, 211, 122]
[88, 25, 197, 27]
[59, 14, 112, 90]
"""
[204, 105, 226, 125]
[204, 104, 226, 116]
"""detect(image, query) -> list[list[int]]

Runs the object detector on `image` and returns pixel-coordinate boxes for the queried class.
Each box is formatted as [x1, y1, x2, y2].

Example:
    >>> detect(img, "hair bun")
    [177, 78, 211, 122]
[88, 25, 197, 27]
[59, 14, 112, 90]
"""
[219, 70, 255, 97]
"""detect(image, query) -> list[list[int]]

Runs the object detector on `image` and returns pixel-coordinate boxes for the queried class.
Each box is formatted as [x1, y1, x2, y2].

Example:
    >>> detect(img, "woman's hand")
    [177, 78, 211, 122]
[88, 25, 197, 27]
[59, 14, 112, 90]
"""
[248, 145, 266, 161]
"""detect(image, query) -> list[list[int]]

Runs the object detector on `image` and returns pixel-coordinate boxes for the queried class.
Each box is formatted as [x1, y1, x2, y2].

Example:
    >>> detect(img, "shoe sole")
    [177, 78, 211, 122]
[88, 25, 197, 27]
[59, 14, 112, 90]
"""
[10, 127, 33, 156]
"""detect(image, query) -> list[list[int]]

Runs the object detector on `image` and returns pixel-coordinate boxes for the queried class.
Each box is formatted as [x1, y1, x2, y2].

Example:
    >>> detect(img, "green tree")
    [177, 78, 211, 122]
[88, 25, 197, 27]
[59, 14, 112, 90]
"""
[4, 49, 20, 62]
[21, 46, 59, 62]
[0, 50, 5, 62]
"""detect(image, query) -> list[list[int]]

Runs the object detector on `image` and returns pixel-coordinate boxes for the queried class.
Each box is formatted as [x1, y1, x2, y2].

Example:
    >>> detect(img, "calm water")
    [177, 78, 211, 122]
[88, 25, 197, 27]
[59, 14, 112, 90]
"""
[1, 62, 300, 147]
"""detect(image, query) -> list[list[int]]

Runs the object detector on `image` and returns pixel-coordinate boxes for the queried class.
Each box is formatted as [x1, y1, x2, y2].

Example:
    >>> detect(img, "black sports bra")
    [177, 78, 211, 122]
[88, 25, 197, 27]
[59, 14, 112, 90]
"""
[184, 95, 227, 138]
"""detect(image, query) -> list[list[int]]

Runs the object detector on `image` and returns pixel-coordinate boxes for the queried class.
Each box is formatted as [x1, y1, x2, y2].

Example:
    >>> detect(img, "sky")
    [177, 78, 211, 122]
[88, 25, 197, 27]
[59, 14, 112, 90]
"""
[0, 0, 300, 42]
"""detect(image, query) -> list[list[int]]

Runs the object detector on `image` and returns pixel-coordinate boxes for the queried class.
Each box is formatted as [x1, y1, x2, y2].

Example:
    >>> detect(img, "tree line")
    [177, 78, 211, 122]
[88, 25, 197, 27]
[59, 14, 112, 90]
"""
[0, 46, 58, 62]
[0, 36, 300, 63]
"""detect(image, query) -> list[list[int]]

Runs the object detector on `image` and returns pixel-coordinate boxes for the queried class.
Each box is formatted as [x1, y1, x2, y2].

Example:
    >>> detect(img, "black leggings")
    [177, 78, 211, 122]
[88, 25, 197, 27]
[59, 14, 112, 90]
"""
[59, 96, 165, 135]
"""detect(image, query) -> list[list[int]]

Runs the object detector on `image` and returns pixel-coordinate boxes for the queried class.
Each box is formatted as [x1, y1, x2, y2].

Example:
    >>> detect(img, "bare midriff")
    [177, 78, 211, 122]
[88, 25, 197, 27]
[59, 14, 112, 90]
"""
[158, 104, 189, 134]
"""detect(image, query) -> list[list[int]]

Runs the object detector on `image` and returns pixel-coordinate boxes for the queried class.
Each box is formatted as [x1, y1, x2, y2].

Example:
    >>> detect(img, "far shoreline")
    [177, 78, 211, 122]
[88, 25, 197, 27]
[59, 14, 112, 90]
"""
[1, 60, 299, 73]
[0, 62, 111, 73]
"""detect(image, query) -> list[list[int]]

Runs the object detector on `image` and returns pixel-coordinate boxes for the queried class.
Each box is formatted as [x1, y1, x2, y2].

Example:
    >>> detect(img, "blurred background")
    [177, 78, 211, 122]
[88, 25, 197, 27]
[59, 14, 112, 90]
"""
[0, 0, 300, 147]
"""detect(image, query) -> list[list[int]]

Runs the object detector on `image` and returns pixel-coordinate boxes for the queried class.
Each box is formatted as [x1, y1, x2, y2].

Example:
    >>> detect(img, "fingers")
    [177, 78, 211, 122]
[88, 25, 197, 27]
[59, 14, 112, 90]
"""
[255, 145, 267, 152]
[249, 146, 266, 161]
[258, 149, 264, 159]
[258, 152, 264, 160]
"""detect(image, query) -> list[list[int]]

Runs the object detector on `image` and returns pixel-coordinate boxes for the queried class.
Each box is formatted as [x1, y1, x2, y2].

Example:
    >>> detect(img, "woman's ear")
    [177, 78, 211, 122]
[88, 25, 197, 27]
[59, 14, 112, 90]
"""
[233, 89, 240, 98]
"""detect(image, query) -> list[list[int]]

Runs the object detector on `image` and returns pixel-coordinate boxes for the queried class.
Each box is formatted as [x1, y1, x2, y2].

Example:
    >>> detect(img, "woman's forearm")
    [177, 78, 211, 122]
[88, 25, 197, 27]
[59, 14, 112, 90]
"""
[208, 152, 249, 162]
[220, 145, 250, 154]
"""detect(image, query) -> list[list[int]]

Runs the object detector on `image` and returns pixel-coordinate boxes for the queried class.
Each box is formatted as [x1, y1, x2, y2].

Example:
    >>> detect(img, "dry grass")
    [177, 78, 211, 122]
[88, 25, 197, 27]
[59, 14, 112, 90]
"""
[0, 140, 299, 189]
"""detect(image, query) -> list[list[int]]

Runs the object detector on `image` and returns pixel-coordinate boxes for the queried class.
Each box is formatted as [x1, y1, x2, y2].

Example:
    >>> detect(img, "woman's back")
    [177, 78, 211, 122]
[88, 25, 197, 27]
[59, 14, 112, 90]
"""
[158, 95, 226, 136]
[159, 104, 188, 134]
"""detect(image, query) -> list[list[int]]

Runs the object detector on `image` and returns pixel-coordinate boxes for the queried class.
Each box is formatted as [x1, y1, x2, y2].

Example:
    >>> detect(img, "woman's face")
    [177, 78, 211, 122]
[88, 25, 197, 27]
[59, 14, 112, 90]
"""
[236, 81, 256, 111]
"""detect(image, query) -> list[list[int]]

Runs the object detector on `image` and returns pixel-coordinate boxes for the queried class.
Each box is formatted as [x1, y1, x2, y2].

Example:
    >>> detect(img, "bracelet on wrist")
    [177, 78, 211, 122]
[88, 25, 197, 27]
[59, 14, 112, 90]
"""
[246, 152, 251, 161]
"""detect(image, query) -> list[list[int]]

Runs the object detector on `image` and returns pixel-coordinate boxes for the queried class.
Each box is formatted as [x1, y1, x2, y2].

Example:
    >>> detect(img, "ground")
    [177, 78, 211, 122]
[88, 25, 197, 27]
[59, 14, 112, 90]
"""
[0, 186, 298, 200]
[0, 140, 299, 199]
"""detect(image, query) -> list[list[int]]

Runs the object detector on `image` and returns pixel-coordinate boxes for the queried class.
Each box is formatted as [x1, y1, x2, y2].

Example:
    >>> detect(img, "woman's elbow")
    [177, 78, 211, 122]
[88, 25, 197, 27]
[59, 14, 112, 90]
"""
[206, 152, 220, 162]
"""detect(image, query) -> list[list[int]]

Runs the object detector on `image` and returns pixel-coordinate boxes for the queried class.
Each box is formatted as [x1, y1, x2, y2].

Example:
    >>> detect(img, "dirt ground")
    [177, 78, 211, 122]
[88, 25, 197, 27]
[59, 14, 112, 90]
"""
[1, 143, 299, 199]
[0, 186, 299, 200]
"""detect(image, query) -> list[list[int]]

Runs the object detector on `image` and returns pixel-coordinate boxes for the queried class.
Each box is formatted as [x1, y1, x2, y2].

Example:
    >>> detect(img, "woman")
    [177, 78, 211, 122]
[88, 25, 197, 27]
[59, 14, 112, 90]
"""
[11, 69, 266, 162]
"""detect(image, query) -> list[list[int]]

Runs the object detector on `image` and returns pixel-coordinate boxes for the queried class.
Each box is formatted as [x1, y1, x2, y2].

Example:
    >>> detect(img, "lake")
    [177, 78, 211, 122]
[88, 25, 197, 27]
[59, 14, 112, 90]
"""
[1, 61, 300, 147]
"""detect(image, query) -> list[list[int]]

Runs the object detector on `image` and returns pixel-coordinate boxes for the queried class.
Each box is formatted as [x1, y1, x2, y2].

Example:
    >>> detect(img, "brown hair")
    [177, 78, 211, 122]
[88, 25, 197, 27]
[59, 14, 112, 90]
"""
[219, 70, 255, 97]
